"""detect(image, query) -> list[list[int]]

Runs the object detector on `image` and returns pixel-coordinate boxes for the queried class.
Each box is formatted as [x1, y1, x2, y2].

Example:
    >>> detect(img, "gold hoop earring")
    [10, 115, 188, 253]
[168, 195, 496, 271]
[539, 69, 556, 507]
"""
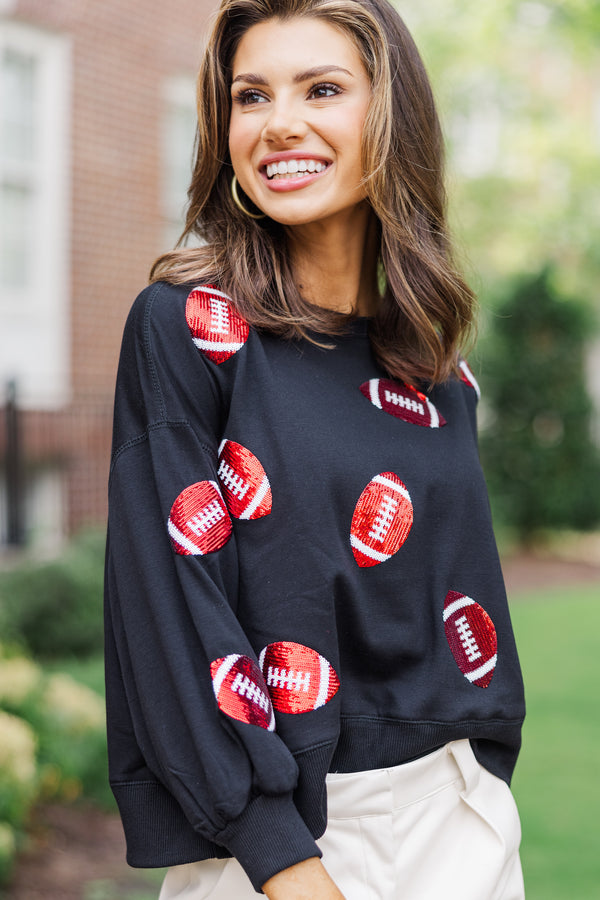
[231, 174, 265, 220]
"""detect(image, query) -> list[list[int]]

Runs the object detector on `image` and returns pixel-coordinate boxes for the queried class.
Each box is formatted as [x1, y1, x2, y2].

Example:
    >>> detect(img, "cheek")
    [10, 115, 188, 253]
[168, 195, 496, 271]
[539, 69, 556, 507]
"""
[228, 115, 256, 169]
[324, 106, 367, 160]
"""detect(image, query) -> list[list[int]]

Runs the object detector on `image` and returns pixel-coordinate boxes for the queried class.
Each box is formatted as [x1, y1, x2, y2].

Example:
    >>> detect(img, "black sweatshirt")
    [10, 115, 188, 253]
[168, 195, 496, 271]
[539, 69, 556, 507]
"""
[104, 281, 525, 892]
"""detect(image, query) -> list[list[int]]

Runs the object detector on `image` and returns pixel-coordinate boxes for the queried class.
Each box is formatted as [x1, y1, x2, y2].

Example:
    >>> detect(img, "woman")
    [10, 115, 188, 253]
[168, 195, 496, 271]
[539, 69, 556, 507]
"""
[104, 0, 526, 897]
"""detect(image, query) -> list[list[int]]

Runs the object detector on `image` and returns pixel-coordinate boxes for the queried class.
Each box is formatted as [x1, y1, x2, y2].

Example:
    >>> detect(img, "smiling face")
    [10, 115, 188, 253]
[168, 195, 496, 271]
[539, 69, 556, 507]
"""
[228, 16, 372, 228]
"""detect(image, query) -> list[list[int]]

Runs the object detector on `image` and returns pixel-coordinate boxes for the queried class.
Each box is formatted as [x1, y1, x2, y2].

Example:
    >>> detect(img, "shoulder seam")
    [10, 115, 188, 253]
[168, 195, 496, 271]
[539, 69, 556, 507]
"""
[109, 419, 215, 478]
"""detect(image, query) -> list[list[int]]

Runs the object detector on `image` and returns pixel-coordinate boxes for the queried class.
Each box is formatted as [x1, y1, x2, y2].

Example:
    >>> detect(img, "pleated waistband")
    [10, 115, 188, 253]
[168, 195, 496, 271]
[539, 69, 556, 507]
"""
[325, 740, 475, 818]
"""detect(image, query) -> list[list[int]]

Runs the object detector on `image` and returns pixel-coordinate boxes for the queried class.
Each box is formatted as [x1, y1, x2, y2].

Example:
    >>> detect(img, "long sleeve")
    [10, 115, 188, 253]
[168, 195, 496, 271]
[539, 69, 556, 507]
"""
[104, 283, 321, 891]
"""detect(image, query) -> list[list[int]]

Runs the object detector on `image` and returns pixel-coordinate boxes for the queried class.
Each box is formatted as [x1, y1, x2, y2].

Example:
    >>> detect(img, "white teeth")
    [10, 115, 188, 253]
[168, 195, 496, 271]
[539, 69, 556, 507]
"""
[264, 158, 327, 178]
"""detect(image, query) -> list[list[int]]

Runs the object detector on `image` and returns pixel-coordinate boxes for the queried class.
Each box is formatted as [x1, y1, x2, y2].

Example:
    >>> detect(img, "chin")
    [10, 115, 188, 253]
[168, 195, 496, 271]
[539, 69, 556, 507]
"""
[262, 201, 343, 228]
[269, 212, 322, 227]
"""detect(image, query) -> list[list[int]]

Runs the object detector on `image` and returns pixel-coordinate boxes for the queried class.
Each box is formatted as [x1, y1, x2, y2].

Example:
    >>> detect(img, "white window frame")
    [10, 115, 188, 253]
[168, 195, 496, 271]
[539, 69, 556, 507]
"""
[0, 21, 71, 409]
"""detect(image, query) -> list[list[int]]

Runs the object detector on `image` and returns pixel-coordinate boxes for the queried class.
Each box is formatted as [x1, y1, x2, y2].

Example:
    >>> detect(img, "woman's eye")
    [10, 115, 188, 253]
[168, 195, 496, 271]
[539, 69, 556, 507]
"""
[233, 89, 268, 106]
[308, 82, 342, 99]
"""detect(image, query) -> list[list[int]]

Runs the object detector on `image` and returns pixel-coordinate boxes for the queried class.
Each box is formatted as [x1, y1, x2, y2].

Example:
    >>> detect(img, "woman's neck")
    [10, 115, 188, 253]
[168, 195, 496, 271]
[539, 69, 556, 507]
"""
[286, 203, 380, 317]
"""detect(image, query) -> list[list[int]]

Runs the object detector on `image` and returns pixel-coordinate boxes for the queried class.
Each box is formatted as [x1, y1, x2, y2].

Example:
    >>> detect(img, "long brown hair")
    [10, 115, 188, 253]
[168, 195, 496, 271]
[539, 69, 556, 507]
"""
[151, 0, 476, 385]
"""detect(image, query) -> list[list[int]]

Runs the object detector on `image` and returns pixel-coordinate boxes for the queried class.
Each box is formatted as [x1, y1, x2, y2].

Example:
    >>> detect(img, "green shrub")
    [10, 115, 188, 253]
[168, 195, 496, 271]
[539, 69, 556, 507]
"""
[36, 673, 112, 808]
[0, 655, 112, 810]
[0, 710, 38, 826]
[0, 529, 105, 659]
[0, 646, 113, 885]
[479, 267, 600, 538]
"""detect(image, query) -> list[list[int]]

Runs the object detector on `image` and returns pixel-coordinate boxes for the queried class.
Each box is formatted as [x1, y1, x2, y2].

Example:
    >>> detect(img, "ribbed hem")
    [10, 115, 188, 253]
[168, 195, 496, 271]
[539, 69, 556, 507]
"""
[112, 780, 228, 867]
[330, 717, 523, 785]
[291, 742, 333, 835]
[216, 792, 321, 892]
[111, 742, 334, 891]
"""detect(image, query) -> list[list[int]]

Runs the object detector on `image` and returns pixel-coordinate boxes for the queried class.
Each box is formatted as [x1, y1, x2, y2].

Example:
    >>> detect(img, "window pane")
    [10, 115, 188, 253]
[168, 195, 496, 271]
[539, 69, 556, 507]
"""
[0, 48, 37, 160]
[0, 180, 33, 287]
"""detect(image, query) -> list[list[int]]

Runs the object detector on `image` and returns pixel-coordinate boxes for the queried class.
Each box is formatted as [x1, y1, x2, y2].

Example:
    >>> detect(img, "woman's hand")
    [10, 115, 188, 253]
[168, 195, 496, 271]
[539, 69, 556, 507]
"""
[262, 858, 346, 900]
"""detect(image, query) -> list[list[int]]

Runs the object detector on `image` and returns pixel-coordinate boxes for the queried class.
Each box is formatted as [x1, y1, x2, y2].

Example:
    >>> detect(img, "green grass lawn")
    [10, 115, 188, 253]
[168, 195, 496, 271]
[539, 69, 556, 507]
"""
[510, 583, 600, 900]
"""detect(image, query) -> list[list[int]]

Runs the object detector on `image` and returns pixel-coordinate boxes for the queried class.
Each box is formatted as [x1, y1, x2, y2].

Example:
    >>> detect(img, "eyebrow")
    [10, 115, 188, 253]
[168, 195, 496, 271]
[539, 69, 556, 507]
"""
[231, 65, 354, 86]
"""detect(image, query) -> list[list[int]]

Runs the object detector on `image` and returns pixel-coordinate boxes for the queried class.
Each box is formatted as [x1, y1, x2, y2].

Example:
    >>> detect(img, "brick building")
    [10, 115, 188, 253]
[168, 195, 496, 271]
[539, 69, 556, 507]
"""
[0, 0, 217, 550]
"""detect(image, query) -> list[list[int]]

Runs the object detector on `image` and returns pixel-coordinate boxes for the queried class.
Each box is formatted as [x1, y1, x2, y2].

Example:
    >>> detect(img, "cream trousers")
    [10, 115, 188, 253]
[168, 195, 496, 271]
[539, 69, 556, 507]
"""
[159, 739, 525, 899]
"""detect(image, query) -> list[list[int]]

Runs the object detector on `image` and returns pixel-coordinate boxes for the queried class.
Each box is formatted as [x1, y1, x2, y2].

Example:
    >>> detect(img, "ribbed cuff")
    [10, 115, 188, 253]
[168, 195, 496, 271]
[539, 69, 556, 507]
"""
[216, 792, 322, 893]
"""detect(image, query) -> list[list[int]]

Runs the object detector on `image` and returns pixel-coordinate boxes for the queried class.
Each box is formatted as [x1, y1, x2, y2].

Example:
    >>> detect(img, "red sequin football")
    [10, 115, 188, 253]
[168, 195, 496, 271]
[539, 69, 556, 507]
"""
[259, 641, 340, 714]
[168, 481, 231, 556]
[458, 359, 481, 399]
[218, 440, 272, 520]
[350, 472, 413, 567]
[443, 591, 497, 688]
[211, 654, 275, 730]
[360, 378, 446, 428]
[186, 285, 249, 364]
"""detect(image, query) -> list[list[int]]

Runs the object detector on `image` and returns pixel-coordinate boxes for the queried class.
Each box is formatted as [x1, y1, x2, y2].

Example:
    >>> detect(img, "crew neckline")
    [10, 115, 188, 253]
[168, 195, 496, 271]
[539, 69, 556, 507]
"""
[342, 316, 372, 337]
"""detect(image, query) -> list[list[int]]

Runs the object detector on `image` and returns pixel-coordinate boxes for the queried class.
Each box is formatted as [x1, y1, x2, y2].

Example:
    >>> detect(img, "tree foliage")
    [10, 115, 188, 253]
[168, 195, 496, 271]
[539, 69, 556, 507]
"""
[396, 0, 600, 311]
[0, 530, 105, 659]
[478, 267, 600, 536]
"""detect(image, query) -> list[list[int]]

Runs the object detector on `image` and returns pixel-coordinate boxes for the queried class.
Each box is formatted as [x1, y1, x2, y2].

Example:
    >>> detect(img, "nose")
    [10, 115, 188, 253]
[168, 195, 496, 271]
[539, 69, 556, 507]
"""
[261, 98, 308, 144]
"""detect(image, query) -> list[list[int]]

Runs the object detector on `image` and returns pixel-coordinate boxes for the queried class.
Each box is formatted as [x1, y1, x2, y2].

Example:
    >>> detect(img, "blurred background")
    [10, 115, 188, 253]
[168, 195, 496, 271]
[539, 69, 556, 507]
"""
[0, 0, 599, 897]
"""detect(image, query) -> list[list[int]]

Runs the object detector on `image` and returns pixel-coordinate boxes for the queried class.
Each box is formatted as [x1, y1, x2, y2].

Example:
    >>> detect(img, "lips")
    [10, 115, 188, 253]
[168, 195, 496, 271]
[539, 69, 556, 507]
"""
[258, 152, 332, 192]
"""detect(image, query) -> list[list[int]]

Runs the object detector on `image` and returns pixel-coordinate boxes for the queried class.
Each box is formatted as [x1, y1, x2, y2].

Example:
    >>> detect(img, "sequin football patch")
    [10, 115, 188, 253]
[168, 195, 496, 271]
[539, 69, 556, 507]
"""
[360, 379, 446, 428]
[458, 359, 481, 400]
[443, 591, 497, 688]
[259, 642, 340, 714]
[218, 440, 272, 519]
[185, 284, 249, 363]
[168, 481, 232, 556]
[211, 655, 275, 730]
[350, 473, 413, 567]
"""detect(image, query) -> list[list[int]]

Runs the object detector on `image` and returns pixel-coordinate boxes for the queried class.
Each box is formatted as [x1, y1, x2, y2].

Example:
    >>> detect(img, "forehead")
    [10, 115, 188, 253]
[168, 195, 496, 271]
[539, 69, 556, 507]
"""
[231, 16, 365, 77]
